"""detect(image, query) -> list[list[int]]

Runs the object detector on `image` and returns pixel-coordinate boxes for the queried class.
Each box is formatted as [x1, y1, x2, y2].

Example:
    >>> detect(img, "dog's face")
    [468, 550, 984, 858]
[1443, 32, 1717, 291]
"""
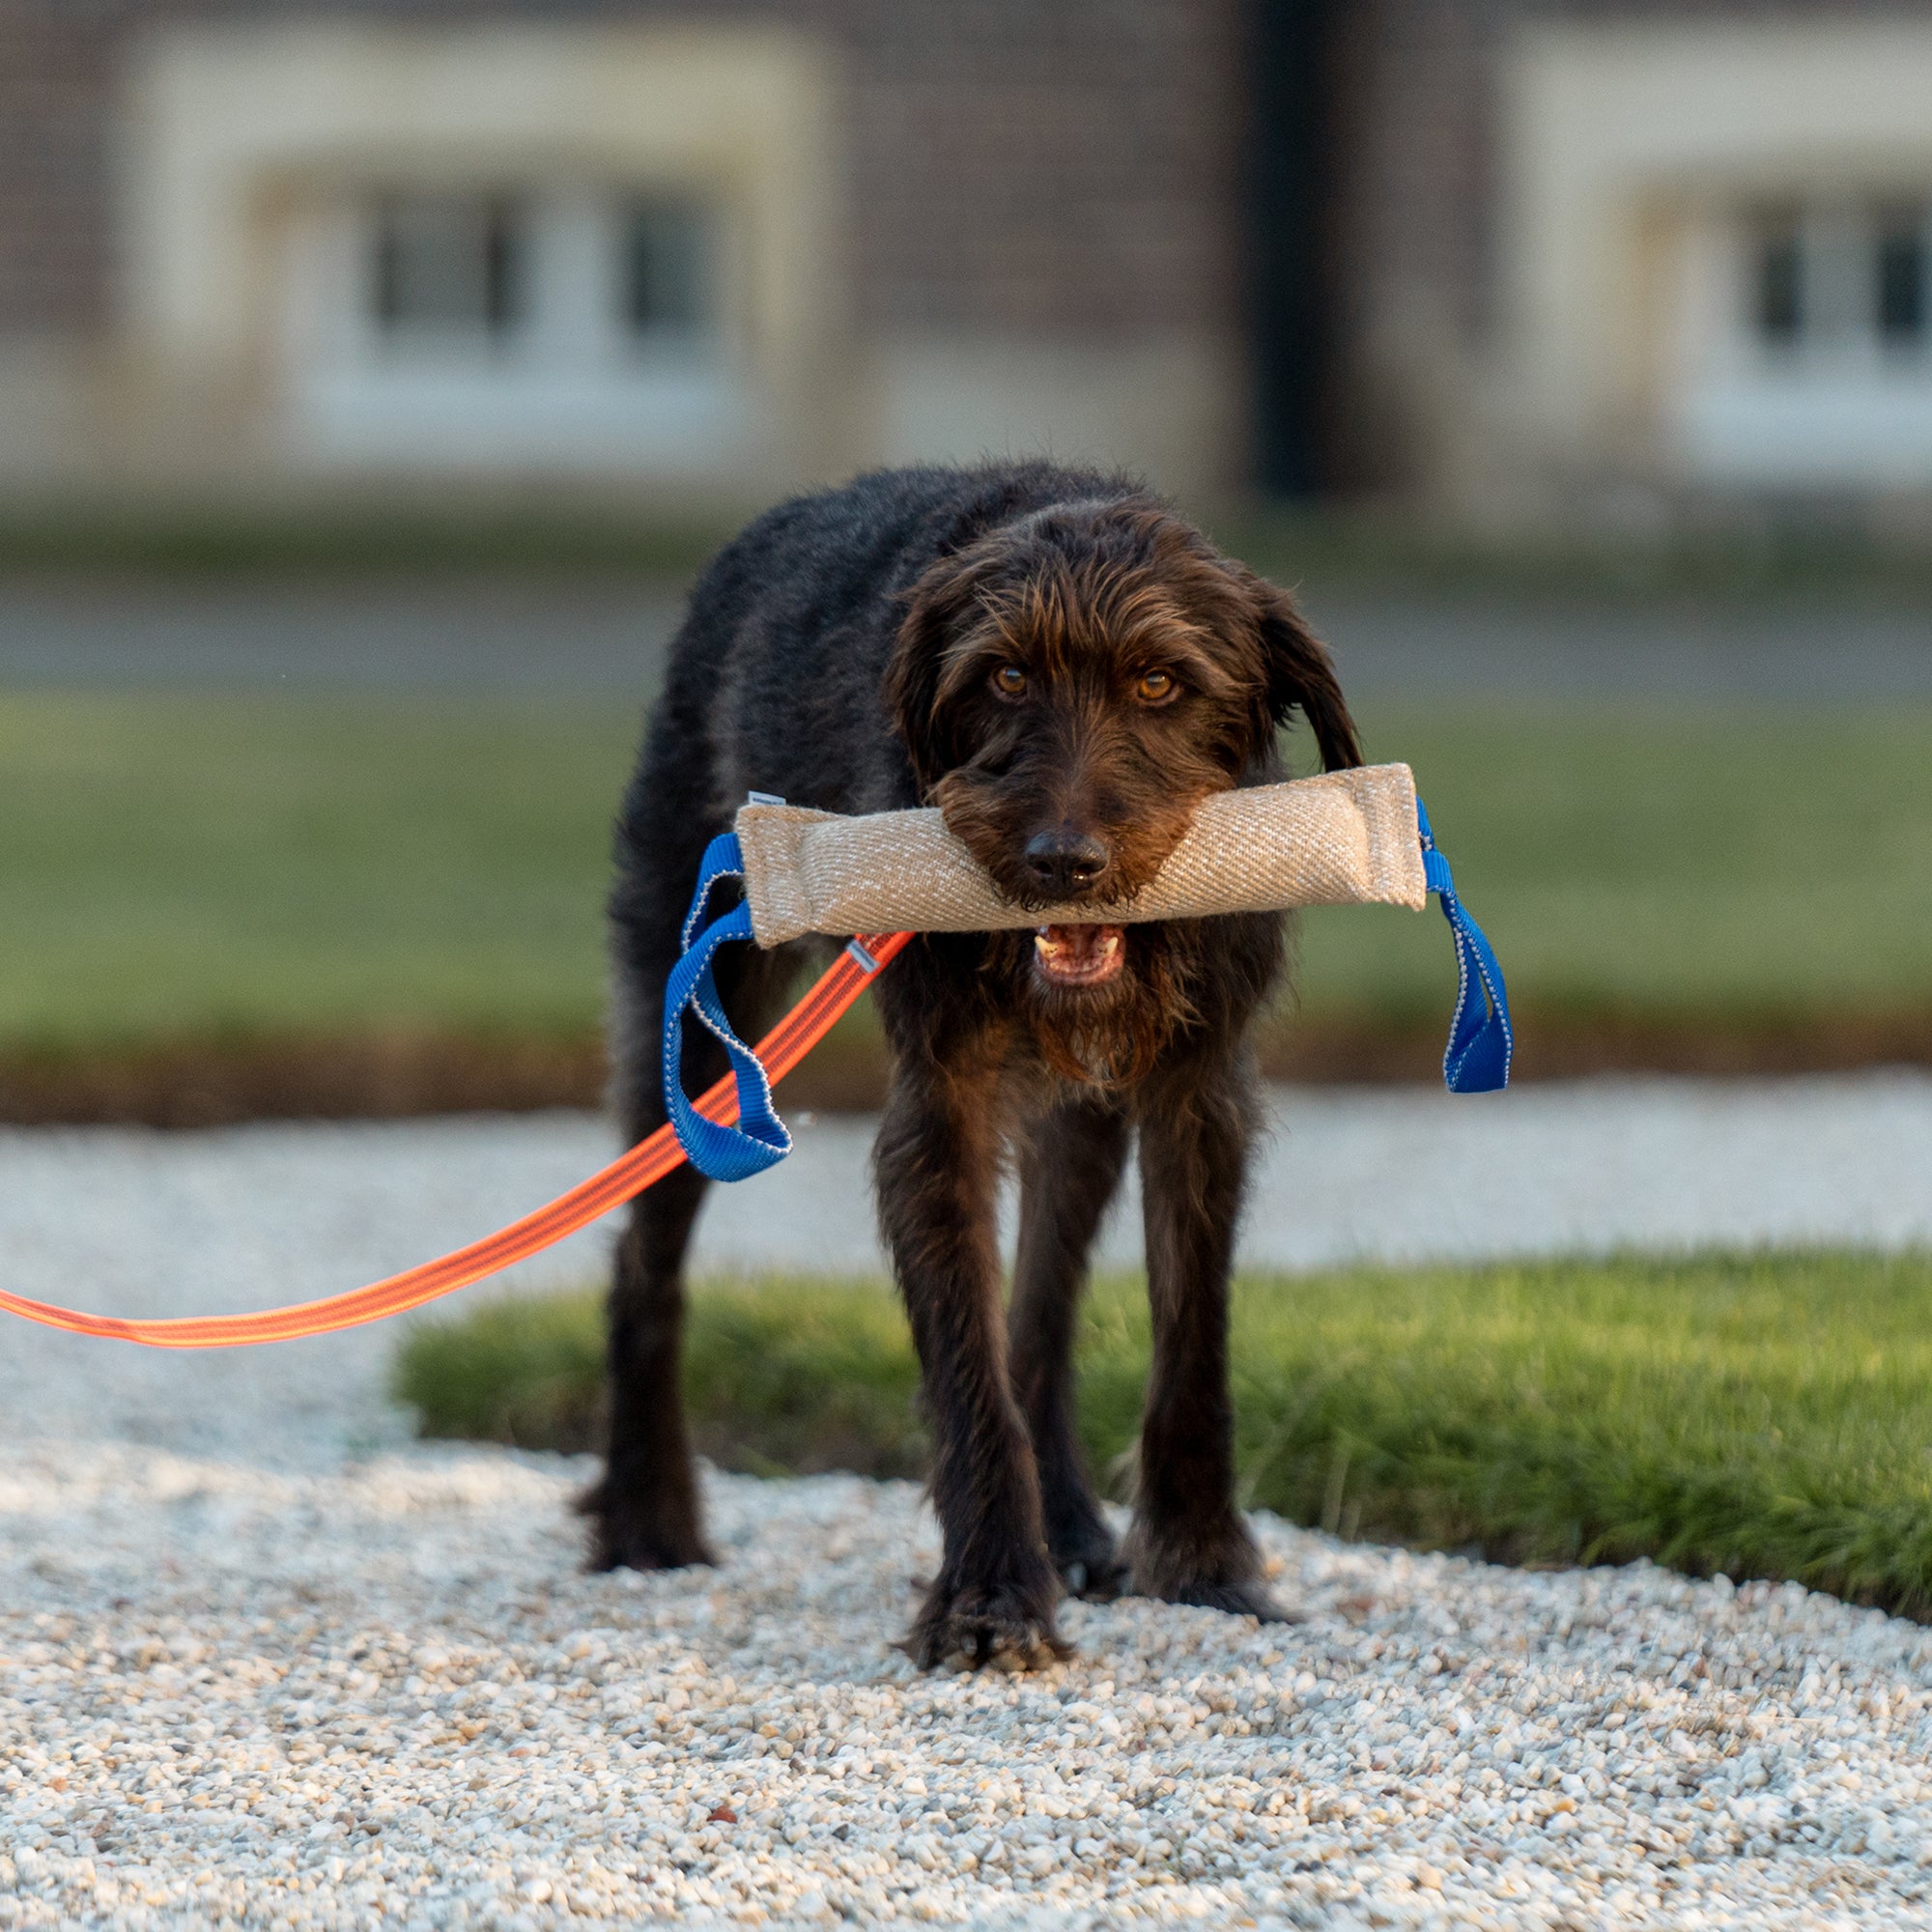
[885, 499, 1360, 1078]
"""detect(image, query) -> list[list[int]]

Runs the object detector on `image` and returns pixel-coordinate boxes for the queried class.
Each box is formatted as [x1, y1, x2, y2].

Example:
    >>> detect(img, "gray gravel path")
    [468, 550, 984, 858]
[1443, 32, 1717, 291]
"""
[6, 1075, 1932, 1929]
[6, 1451, 1932, 1930]
[3, 1073, 1928, 1469]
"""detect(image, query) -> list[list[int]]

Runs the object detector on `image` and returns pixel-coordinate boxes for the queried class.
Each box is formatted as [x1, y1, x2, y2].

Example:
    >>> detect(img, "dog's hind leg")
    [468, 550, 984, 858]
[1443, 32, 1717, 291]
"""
[584, 840, 791, 1573]
[1122, 1046, 1291, 1622]
[1009, 1091, 1131, 1600]
[583, 1162, 716, 1571]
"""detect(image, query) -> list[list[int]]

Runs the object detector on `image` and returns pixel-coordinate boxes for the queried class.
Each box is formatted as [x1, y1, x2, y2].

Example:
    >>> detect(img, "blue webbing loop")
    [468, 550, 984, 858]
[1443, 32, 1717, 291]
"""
[1416, 798, 1513, 1093]
[662, 831, 793, 1181]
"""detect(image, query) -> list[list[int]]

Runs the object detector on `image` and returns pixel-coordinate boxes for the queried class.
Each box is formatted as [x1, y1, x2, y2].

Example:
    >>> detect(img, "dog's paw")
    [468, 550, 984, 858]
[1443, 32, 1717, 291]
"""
[1166, 1576, 1301, 1624]
[576, 1477, 714, 1574]
[1123, 1519, 1298, 1623]
[584, 1516, 717, 1573]
[903, 1577, 1070, 1672]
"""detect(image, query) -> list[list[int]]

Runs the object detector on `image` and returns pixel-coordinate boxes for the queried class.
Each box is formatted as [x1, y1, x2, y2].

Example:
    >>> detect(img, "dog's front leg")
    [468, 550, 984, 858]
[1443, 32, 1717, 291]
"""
[875, 1055, 1065, 1669]
[1124, 1049, 1289, 1621]
[1009, 1092, 1132, 1600]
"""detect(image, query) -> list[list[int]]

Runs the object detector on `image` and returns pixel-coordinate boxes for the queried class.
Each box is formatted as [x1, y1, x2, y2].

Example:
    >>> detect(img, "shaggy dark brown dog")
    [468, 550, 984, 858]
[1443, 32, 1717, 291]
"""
[582, 461, 1361, 1668]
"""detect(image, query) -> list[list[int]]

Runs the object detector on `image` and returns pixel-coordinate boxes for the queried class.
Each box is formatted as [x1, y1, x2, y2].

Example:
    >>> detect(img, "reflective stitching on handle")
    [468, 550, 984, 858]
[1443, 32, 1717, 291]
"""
[1416, 798, 1513, 1094]
[680, 831, 746, 951]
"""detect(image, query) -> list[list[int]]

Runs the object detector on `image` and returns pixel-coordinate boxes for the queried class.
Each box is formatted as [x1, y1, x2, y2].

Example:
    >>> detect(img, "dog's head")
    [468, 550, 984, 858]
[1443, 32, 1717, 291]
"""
[884, 498, 1360, 1072]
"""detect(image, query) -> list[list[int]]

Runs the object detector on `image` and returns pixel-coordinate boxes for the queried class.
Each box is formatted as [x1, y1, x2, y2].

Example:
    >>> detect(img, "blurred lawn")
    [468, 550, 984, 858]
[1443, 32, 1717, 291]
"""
[1, 690, 1928, 1050]
[1324, 696, 1932, 1018]
[394, 1250, 1932, 1618]
[0, 693, 639, 1048]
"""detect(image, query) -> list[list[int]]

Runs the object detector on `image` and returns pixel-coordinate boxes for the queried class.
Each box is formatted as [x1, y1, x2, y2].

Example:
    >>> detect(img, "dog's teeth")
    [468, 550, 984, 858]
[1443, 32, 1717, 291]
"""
[1035, 931, 1059, 956]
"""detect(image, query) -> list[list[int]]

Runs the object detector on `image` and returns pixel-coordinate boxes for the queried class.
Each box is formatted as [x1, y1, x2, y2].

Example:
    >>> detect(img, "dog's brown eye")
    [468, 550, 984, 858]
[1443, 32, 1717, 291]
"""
[992, 665, 1027, 698]
[1136, 668, 1176, 703]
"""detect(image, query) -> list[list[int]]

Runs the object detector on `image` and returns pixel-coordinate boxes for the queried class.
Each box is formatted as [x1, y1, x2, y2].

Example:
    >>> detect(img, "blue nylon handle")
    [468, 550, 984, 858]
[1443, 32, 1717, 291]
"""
[1416, 798, 1513, 1093]
[662, 832, 793, 1181]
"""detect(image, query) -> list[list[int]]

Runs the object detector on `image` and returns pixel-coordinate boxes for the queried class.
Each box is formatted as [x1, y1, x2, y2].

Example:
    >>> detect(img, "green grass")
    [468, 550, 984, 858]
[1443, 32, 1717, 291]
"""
[1316, 697, 1932, 1019]
[394, 1252, 1932, 1617]
[3, 689, 1929, 1054]
[0, 693, 639, 1049]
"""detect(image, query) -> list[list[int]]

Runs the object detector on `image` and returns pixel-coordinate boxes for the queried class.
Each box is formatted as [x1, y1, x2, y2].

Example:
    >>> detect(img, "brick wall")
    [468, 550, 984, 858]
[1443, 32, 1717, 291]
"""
[0, 3, 117, 330]
[845, 0, 1244, 339]
[0, 0, 1247, 344]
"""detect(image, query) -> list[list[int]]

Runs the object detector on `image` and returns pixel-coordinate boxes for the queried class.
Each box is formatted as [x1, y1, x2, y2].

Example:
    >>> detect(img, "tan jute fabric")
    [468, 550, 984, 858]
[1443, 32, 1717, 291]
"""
[734, 763, 1426, 948]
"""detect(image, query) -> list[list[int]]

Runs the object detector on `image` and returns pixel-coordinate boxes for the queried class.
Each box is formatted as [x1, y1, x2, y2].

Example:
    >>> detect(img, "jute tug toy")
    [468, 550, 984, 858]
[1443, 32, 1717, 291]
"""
[0, 763, 1507, 1349]
[665, 762, 1507, 1181]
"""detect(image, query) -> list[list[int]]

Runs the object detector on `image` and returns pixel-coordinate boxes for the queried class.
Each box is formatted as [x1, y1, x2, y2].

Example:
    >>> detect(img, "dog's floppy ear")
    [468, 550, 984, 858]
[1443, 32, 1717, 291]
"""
[1244, 573, 1362, 773]
[884, 545, 995, 791]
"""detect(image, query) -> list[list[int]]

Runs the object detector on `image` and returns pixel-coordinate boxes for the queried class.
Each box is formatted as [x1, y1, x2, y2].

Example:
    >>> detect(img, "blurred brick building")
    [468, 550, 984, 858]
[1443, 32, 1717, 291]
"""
[2, 1, 1930, 517]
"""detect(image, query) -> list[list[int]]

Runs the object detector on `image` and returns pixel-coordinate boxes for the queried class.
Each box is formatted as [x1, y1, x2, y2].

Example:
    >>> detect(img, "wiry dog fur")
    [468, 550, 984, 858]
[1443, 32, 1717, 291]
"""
[582, 462, 1362, 1668]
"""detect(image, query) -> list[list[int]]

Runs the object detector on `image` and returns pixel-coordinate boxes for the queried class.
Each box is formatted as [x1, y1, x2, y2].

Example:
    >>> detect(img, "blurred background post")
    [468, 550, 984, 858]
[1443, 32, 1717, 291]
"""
[0, 0, 1928, 1114]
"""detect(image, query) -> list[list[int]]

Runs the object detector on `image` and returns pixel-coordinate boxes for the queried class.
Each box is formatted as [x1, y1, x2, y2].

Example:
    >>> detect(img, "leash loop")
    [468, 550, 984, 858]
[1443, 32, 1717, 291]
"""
[1416, 797, 1513, 1093]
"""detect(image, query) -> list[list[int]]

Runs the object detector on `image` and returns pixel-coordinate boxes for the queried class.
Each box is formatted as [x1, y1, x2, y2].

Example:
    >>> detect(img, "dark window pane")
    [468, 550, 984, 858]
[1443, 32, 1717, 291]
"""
[1877, 219, 1925, 343]
[371, 195, 523, 338]
[625, 205, 711, 338]
[1753, 220, 1803, 345]
[483, 206, 521, 335]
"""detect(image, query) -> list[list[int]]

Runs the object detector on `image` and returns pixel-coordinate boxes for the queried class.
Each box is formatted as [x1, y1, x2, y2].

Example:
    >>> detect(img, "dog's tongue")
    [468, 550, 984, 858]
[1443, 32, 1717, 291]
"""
[1033, 923, 1125, 986]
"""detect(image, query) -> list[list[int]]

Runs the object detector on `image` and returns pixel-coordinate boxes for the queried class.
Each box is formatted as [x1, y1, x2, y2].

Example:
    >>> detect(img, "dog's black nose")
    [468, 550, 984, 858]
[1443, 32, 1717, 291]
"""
[1024, 830, 1111, 896]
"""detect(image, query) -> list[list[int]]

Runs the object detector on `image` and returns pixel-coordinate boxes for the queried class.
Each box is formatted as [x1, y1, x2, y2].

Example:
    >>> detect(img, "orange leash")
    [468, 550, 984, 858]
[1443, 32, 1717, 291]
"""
[0, 932, 914, 1350]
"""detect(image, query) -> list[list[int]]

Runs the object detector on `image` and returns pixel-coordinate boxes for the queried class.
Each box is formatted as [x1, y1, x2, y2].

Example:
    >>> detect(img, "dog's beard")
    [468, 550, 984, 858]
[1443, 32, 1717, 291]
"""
[992, 928, 1196, 1088]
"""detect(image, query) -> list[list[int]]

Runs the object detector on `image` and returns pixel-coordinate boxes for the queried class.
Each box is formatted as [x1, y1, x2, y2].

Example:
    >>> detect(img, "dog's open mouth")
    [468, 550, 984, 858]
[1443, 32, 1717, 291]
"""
[1033, 923, 1125, 988]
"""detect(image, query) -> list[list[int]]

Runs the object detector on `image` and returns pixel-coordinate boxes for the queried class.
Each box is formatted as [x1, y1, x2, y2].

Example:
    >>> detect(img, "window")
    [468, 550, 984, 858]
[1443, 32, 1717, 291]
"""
[1750, 214, 1804, 346]
[624, 203, 712, 341]
[358, 192, 720, 354]
[371, 194, 525, 342]
[292, 185, 740, 467]
[1745, 202, 1930, 355]
[1679, 193, 1932, 485]
[1877, 213, 1926, 346]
